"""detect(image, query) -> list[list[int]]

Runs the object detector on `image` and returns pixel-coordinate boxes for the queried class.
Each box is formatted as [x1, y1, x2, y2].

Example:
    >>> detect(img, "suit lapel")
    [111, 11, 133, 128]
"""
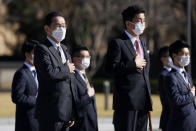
[45, 39, 62, 64]
[139, 38, 148, 60]
[121, 33, 136, 57]
[61, 44, 71, 62]
[23, 65, 37, 90]
[174, 70, 189, 88]
[75, 72, 87, 89]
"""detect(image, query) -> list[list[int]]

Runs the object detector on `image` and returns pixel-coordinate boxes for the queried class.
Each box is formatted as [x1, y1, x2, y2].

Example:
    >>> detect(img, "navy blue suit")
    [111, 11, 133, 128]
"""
[165, 68, 196, 131]
[70, 71, 98, 131]
[158, 67, 170, 131]
[12, 64, 39, 131]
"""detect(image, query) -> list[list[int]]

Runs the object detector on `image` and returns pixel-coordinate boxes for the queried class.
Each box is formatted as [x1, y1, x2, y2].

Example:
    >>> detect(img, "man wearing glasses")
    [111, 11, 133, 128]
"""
[34, 12, 76, 131]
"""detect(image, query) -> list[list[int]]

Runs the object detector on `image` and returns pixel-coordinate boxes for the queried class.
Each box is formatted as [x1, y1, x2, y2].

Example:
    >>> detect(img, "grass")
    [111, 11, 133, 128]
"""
[0, 92, 162, 117]
[0, 92, 15, 117]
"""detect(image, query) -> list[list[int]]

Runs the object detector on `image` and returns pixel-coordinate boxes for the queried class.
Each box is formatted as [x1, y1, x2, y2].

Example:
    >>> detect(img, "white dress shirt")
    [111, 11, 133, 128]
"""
[125, 30, 144, 58]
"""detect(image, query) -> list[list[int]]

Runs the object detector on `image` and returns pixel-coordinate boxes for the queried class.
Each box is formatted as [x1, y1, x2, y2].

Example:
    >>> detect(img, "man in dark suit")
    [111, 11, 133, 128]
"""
[165, 40, 196, 131]
[158, 46, 173, 131]
[12, 40, 39, 131]
[105, 5, 152, 131]
[34, 12, 76, 131]
[69, 45, 98, 131]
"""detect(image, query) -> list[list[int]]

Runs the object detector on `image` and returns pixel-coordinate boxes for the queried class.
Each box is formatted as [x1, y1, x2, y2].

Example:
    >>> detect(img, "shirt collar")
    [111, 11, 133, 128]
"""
[75, 68, 85, 75]
[125, 30, 138, 45]
[24, 62, 35, 71]
[172, 65, 185, 73]
[47, 36, 60, 49]
[163, 66, 172, 72]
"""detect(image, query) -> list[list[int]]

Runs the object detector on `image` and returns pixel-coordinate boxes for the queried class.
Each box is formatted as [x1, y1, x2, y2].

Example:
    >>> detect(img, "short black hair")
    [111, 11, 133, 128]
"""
[72, 45, 89, 58]
[158, 46, 169, 59]
[122, 5, 145, 28]
[44, 11, 66, 26]
[21, 40, 39, 58]
[169, 40, 189, 59]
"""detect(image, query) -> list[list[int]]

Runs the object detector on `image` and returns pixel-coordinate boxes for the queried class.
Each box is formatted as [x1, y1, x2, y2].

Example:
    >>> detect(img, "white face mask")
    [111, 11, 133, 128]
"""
[52, 27, 66, 42]
[80, 58, 90, 69]
[168, 57, 173, 67]
[178, 55, 190, 67]
[131, 22, 145, 36]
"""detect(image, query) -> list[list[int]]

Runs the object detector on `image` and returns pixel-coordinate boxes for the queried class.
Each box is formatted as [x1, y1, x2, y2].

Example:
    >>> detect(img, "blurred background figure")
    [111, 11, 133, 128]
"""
[70, 45, 98, 131]
[165, 40, 196, 131]
[11, 40, 39, 131]
[158, 46, 172, 131]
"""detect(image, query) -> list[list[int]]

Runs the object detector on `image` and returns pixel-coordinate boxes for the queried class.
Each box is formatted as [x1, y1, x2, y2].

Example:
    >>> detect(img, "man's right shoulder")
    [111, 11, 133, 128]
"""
[36, 41, 49, 50]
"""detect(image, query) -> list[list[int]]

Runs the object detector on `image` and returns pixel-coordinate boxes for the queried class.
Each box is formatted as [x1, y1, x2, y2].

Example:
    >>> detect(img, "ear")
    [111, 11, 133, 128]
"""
[44, 25, 49, 34]
[125, 21, 130, 29]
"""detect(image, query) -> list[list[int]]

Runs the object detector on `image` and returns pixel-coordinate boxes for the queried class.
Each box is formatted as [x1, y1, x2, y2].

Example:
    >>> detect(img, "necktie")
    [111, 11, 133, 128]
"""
[135, 40, 142, 58]
[32, 70, 38, 88]
[57, 46, 66, 64]
[182, 71, 189, 84]
[82, 73, 91, 89]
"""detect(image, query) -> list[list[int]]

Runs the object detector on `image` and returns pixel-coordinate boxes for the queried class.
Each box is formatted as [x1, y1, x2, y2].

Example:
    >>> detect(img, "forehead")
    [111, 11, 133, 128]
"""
[80, 50, 89, 55]
[51, 16, 66, 25]
[179, 48, 189, 54]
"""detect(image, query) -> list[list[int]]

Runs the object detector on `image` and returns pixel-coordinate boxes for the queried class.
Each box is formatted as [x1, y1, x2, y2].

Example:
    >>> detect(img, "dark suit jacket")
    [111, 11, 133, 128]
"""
[158, 67, 170, 130]
[34, 39, 77, 123]
[165, 68, 196, 131]
[12, 64, 39, 131]
[70, 71, 98, 131]
[105, 32, 152, 111]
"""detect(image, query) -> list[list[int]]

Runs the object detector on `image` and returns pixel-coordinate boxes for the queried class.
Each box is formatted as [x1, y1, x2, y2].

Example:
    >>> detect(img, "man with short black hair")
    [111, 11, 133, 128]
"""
[34, 11, 76, 131]
[105, 5, 152, 131]
[70, 45, 98, 131]
[12, 40, 39, 131]
[165, 40, 196, 131]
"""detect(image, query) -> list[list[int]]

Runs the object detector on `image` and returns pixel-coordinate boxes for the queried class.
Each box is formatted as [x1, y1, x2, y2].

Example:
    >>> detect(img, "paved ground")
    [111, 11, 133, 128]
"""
[0, 117, 161, 131]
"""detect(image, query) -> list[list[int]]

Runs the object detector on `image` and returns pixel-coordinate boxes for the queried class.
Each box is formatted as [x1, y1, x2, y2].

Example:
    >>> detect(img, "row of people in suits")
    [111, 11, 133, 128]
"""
[11, 12, 98, 131]
[12, 5, 152, 131]
[158, 41, 196, 131]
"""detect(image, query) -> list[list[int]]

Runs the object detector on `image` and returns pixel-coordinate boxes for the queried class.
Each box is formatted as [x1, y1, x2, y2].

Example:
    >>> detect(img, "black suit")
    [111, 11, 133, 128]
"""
[165, 68, 196, 131]
[12, 64, 39, 131]
[34, 39, 77, 131]
[105, 32, 152, 131]
[158, 67, 170, 131]
[70, 71, 98, 131]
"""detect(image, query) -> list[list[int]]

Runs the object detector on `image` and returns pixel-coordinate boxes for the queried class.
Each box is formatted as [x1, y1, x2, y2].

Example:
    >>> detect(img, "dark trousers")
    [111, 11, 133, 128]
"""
[113, 110, 149, 131]
[38, 119, 69, 131]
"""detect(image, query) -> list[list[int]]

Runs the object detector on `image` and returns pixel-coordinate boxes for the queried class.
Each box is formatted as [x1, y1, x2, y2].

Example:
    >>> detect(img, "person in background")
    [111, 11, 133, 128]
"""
[34, 11, 77, 131]
[158, 46, 173, 131]
[165, 40, 196, 131]
[104, 5, 152, 131]
[70, 45, 98, 131]
[11, 40, 39, 131]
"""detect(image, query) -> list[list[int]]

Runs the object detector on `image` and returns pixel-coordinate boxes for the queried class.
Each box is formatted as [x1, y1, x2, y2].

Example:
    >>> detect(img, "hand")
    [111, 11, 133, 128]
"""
[189, 84, 195, 96]
[66, 60, 75, 73]
[87, 87, 95, 97]
[68, 121, 74, 127]
[135, 54, 146, 69]
[36, 92, 38, 97]
[191, 86, 195, 96]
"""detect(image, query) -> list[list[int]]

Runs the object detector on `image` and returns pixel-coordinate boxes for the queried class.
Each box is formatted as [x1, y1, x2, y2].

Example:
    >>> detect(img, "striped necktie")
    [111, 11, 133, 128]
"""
[82, 73, 91, 89]
[57, 45, 66, 64]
